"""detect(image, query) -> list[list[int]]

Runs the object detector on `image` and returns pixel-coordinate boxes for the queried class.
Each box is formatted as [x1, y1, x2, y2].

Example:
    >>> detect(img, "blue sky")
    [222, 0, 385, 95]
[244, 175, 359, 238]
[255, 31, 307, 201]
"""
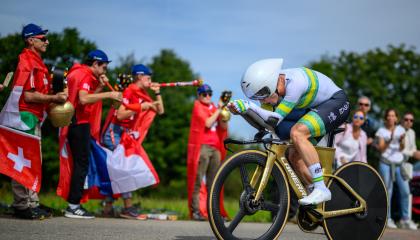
[1, 0, 419, 139]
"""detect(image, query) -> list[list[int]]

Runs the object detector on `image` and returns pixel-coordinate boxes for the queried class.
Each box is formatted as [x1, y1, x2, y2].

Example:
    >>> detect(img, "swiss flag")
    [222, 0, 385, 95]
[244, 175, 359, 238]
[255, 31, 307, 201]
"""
[0, 125, 42, 192]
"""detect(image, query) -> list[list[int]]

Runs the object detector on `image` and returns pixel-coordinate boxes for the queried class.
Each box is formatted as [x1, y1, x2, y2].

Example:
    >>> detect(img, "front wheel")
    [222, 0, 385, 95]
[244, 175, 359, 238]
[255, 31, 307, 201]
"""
[323, 162, 388, 240]
[208, 150, 290, 240]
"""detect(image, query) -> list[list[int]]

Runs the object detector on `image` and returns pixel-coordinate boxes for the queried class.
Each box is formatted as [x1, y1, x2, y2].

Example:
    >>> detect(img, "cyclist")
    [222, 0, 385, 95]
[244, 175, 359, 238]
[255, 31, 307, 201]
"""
[228, 58, 350, 205]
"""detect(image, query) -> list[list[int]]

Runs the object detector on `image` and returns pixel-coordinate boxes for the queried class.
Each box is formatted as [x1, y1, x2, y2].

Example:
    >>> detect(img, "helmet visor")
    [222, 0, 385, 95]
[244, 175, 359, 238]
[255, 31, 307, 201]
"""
[251, 86, 272, 100]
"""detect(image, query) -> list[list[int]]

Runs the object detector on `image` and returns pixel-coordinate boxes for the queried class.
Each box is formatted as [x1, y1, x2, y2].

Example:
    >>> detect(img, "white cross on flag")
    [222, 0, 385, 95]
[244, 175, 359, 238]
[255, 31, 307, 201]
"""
[0, 125, 42, 192]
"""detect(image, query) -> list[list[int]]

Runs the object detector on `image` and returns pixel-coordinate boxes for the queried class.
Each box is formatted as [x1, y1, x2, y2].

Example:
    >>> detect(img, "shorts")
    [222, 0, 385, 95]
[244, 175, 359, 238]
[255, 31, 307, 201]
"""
[275, 90, 350, 142]
[298, 90, 349, 138]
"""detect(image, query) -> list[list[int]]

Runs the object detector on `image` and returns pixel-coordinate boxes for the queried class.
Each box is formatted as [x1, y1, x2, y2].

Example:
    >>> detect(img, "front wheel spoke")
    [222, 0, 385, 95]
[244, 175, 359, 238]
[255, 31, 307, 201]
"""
[261, 201, 280, 212]
[227, 209, 246, 233]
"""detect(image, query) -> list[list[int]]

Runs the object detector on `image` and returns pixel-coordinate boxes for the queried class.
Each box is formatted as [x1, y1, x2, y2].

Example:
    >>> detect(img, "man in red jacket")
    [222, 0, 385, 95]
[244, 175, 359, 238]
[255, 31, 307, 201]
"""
[63, 50, 122, 219]
[4, 23, 67, 220]
[187, 84, 228, 220]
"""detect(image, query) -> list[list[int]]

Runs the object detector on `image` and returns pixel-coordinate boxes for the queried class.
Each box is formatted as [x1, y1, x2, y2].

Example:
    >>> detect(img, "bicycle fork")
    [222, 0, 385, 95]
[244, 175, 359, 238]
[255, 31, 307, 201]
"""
[252, 144, 288, 203]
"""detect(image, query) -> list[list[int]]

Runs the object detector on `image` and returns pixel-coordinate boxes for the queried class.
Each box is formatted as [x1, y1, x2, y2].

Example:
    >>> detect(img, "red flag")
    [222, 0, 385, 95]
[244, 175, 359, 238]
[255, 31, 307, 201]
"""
[0, 125, 42, 192]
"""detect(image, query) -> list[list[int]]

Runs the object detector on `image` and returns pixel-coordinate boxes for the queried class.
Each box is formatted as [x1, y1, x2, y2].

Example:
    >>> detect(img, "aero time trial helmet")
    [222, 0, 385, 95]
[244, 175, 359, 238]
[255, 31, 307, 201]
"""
[241, 58, 283, 100]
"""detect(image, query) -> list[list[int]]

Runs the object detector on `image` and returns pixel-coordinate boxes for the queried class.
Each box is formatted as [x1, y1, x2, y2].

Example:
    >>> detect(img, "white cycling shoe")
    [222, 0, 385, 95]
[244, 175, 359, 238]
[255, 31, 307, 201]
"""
[298, 188, 331, 206]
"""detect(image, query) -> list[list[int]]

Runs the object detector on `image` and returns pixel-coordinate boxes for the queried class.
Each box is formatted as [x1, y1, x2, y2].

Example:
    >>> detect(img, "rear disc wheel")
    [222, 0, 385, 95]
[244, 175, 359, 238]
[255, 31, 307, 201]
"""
[323, 162, 387, 240]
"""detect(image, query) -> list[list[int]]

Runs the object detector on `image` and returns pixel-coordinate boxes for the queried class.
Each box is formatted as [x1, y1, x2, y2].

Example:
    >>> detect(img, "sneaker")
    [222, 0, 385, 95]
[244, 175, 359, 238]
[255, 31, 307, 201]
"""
[387, 218, 397, 229]
[398, 219, 418, 230]
[38, 204, 53, 217]
[64, 206, 95, 219]
[13, 207, 49, 220]
[192, 211, 207, 221]
[120, 207, 144, 220]
[298, 188, 331, 206]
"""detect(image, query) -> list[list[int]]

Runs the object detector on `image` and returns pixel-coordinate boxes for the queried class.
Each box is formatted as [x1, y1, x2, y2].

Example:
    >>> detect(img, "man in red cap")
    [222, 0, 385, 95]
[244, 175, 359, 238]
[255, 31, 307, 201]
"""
[0, 23, 68, 219]
[187, 84, 228, 220]
[62, 49, 122, 219]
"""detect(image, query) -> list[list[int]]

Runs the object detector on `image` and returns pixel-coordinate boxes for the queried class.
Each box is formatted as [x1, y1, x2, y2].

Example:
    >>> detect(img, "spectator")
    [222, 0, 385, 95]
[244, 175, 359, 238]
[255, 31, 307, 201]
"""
[187, 84, 228, 221]
[357, 96, 379, 145]
[376, 108, 417, 230]
[0, 23, 67, 219]
[101, 64, 163, 219]
[402, 112, 420, 161]
[334, 110, 367, 168]
[63, 50, 122, 219]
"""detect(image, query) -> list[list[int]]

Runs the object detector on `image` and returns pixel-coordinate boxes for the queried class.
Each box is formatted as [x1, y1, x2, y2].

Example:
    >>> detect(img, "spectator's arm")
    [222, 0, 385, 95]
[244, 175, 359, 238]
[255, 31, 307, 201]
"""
[24, 90, 67, 104]
[402, 132, 415, 157]
[116, 104, 136, 121]
[377, 137, 389, 153]
[361, 134, 368, 163]
[205, 108, 222, 128]
[79, 90, 122, 105]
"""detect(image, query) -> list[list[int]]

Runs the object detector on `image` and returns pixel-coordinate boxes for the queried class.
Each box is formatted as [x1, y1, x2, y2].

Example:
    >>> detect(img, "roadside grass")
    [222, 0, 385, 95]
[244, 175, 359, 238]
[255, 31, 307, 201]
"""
[0, 187, 271, 222]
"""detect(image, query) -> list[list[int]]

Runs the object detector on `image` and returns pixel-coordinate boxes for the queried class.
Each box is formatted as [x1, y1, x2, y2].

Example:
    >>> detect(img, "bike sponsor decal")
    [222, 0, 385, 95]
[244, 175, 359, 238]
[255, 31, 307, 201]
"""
[328, 112, 337, 123]
[281, 157, 307, 197]
[339, 101, 350, 115]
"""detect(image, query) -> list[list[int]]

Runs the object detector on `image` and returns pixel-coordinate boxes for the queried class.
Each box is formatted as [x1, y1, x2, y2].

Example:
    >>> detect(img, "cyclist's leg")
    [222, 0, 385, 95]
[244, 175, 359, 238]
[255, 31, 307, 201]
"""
[275, 108, 307, 140]
[290, 123, 331, 205]
[295, 91, 350, 205]
[288, 147, 312, 186]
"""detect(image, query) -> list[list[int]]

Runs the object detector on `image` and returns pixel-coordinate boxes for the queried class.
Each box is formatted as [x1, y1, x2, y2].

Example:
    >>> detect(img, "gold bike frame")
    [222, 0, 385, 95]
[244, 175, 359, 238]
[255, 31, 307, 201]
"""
[251, 143, 366, 219]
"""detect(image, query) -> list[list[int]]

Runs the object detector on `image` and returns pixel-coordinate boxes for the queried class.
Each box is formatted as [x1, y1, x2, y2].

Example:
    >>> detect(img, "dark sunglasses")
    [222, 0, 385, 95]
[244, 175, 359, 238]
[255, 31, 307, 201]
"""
[31, 36, 48, 42]
[358, 102, 370, 107]
[353, 115, 364, 120]
[404, 118, 414, 122]
[200, 92, 212, 97]
[251, 86, 272, 100]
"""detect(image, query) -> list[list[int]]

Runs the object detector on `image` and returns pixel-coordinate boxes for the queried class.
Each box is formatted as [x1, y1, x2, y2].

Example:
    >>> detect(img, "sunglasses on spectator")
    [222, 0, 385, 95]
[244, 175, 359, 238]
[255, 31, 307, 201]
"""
[404, 118, 414, 122]
[353, 114, 364, 120]
[358, 102, 370, 107]
[31, 36, 48, 42]
[200, 92, 212, 97]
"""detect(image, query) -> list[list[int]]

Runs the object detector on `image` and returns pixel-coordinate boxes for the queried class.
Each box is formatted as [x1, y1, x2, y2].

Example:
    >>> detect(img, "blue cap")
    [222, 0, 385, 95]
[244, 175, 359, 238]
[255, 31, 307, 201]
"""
[131, 64, 152, 76]
[21, 23, 48, 39]
[87, 49, 111, 63]
[197, 84, 212, 94]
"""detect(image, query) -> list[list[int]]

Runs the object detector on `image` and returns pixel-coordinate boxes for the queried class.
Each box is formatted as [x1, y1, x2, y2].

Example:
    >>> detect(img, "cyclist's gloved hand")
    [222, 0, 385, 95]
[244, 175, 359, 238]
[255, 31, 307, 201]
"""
[227, 99, 251, 115]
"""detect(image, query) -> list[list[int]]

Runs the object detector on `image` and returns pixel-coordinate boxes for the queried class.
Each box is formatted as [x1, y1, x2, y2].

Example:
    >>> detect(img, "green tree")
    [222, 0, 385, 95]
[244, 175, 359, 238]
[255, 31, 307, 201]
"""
[0, 28, 96, 188]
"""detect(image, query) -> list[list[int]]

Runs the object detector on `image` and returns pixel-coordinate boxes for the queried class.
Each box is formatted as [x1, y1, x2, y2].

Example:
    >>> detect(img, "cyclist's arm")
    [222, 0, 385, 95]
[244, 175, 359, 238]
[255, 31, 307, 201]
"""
[248, 99, 297, 125]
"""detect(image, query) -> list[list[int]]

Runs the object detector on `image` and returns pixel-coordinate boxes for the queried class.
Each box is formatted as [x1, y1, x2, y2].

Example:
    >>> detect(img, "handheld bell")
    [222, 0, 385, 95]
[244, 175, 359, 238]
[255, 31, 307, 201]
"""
[220, 90, 232, 122]
[48, 101, 75, 127]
